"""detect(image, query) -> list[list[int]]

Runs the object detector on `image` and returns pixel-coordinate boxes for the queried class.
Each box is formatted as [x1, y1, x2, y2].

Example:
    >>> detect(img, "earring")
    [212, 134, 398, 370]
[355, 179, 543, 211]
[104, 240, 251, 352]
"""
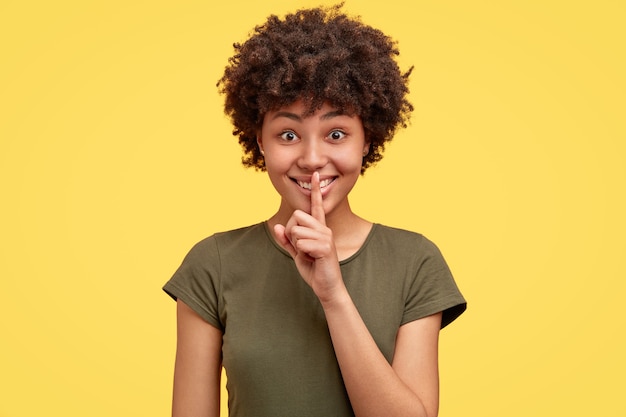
[260, 149, 265, 156]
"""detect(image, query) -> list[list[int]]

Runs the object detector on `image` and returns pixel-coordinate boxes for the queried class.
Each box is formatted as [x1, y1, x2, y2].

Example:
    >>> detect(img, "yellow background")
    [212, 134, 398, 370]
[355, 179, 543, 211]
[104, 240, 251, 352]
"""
[1, 1, 624, 416]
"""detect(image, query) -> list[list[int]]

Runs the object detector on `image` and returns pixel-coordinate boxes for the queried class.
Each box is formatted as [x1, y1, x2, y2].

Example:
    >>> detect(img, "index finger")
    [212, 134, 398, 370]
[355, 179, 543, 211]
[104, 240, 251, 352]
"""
[310, 171, 326, 225]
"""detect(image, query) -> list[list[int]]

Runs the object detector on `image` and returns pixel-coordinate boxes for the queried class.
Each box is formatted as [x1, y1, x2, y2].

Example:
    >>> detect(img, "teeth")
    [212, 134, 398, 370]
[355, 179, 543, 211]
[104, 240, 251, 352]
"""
[298, 181, 312, 190]
[320, 178, 333, 188]
[297, 178, 333, 190]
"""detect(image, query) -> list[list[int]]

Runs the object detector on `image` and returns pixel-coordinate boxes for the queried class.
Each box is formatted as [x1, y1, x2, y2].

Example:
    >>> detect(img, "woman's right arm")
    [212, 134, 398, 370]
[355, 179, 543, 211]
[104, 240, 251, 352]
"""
[172, 299, 223, 417]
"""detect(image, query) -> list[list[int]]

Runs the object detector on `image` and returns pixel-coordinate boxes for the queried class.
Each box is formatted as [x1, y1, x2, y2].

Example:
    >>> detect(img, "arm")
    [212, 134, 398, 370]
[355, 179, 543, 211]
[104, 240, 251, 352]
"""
[323, 296, 442, 417]
[172, 300, 222, 417]
[274, 172, 442, 417]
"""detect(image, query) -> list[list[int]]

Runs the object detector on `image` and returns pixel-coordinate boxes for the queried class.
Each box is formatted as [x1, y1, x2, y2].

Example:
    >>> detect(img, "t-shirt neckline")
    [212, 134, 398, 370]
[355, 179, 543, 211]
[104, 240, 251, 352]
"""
[262, 221, 379, 265]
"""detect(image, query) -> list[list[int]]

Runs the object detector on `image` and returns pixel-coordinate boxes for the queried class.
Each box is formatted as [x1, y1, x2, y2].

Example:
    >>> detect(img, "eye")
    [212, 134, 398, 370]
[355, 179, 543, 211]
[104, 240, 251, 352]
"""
[328, 130, 346, 141]
[280, 131, 298, 141]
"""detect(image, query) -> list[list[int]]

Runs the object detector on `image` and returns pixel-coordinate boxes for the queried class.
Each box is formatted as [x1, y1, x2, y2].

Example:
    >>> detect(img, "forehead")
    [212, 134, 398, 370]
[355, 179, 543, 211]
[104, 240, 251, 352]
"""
[269, 101, 335, 117]
[264, 100, 357, 120]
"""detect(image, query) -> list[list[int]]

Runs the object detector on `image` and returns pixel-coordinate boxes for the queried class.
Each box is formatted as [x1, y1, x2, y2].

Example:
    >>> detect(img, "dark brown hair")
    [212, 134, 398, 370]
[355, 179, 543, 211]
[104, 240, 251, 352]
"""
[217, 4, 413, 173]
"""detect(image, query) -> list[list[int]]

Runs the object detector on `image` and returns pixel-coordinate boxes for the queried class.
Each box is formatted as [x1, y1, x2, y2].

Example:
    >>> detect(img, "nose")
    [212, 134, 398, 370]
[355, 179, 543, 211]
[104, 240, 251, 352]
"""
[297, 138, 328, 171]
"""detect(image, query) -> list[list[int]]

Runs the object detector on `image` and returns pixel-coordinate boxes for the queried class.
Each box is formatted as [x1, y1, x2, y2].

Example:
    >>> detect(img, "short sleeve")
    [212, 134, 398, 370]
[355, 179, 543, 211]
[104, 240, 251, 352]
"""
[163, 236, 223, 330]
[402, 237, 466, 328]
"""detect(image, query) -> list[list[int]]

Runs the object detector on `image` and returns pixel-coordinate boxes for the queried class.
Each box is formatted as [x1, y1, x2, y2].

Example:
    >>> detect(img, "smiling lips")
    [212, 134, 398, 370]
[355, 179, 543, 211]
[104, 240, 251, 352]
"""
[294, 177, 335, 190]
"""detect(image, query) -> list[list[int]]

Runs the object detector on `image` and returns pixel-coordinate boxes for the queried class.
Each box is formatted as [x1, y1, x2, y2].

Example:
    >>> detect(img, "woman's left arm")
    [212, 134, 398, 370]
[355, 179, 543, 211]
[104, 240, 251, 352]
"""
[323, 292, 442, 417]
[276, 215, 443, 417]
[274, 173, 443, 417]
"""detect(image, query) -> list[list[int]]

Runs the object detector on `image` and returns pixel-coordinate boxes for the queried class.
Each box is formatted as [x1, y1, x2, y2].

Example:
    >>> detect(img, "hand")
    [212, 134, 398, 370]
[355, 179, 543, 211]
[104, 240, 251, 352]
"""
[273, 172, 345, 302]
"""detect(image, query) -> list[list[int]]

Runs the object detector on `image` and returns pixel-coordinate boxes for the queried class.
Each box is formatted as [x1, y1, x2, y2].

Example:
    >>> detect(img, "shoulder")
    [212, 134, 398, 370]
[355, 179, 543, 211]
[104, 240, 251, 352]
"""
[188, 222, 268, 255]
[366, 224, 455, 290]
[181, 222, 284, 271]
[370, 224, 442, 258]
[373, 224, 425, 242]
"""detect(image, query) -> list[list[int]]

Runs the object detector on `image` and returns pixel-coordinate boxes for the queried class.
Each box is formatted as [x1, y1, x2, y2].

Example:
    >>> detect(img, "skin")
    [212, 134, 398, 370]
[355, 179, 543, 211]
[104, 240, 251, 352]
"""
[172, 101, 442, 417]
[258, 101, 372, 259]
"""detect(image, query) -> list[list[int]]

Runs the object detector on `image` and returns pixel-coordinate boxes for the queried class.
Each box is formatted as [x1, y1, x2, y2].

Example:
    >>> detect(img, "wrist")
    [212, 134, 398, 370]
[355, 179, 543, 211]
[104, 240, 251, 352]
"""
[318, 285, 352, 311]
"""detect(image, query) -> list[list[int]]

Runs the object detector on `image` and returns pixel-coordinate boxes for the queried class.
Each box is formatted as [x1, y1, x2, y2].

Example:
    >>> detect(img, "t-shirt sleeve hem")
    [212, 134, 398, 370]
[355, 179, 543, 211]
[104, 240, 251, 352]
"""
[162, 281, 223, 331]
[401, 293, 467, 329]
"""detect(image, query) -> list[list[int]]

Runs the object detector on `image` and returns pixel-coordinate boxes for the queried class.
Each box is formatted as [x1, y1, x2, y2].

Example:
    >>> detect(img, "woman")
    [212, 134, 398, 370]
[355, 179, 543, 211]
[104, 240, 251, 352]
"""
[164, 5, 466, 417]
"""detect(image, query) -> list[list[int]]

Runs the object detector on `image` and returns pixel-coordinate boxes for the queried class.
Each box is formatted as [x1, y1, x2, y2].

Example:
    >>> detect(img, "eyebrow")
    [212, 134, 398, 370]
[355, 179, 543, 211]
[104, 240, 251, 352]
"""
[271, 110, 345, 122]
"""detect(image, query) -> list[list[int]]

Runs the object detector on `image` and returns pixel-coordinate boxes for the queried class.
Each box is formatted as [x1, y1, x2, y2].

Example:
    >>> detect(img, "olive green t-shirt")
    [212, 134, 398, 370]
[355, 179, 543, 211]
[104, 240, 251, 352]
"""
[163, 222, 466, 416]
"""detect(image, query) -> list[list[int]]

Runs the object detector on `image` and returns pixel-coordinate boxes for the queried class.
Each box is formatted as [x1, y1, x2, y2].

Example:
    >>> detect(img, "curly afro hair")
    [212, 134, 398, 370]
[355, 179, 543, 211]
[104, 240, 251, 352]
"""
[217, 4, 413, 173]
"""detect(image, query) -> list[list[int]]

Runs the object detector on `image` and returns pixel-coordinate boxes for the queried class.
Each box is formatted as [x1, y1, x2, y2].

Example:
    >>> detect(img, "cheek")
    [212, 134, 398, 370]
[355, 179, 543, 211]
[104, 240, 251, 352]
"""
[263, 155, 291, 183]
[336, 149, 366, 171]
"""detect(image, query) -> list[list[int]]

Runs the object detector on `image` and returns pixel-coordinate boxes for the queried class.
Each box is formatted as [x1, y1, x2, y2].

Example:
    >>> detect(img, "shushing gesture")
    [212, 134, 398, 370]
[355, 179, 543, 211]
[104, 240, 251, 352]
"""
[273, 172, 345, 303]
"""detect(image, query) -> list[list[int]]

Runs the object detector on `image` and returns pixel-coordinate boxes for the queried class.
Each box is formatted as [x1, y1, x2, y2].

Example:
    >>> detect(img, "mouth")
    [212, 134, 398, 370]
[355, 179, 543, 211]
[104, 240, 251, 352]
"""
[292, 177, 336, 190]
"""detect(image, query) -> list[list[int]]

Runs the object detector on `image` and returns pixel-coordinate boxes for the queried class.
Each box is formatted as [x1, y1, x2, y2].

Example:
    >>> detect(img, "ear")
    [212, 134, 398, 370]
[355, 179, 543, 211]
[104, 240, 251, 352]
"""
[363, 140, 371, 157]
[256, 134, 264, 156]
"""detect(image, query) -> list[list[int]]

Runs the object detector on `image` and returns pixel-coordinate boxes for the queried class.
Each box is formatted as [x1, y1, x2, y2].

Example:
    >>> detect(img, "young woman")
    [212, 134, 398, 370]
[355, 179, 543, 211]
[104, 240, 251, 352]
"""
[164, 5, 466, 417]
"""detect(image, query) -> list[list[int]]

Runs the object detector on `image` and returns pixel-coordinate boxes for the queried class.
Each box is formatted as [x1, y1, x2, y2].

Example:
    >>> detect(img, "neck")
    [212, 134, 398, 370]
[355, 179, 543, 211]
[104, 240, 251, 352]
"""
[267, 199, 372, 261]
[268, 197, 357, 234]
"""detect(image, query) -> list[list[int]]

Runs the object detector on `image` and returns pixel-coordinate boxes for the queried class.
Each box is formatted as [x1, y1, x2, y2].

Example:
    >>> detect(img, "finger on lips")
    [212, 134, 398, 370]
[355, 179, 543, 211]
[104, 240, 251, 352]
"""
[311, 171, 326, 224]
[276, 171, 327, 259]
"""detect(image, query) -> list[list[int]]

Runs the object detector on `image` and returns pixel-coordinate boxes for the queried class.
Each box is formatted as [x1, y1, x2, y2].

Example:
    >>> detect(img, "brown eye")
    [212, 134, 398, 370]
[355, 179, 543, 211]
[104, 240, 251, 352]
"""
[280, 131, 298, 141]
[329, 130, 346, 140]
